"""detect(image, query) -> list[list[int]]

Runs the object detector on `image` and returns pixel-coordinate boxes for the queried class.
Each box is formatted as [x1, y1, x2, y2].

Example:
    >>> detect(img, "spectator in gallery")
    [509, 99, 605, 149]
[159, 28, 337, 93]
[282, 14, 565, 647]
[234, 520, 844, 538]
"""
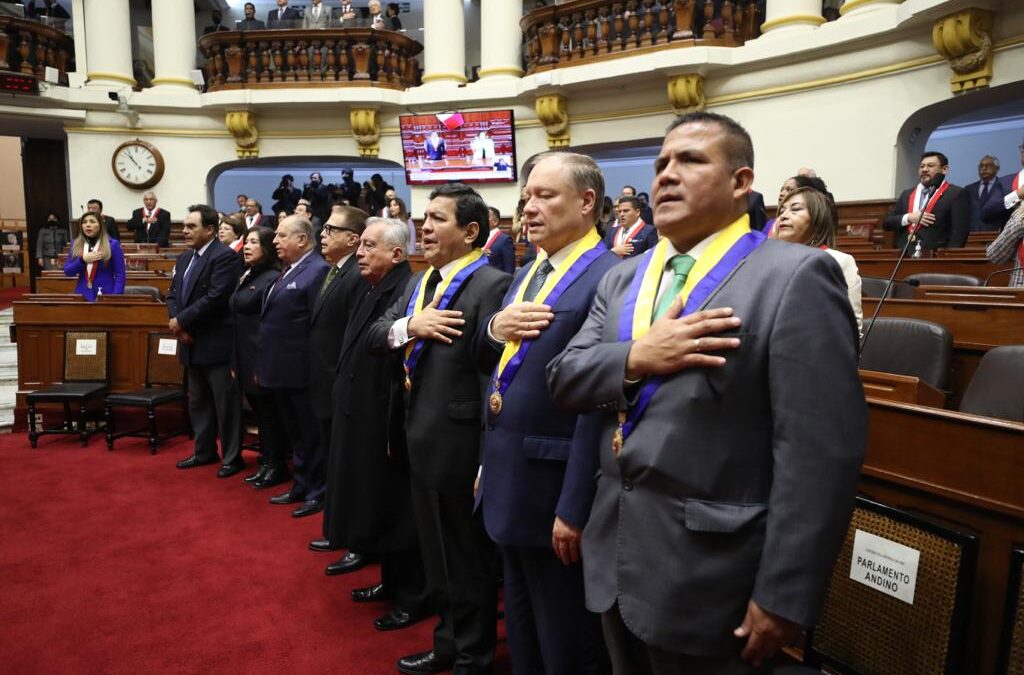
[27, 0, 70, 20]
[337, 2, 357, 25]
[64, 212, 126, 301]
[339, 169, 362, 206]
[36, 211, 69, 270]
[218, 213, 246, 253]
[387, 196, 417, 253]
[302, 0, 329, 29]
[244, 198, 266, 230]
[272, 174, 302, 216]
[303, 172, 332, 223]
[86, 199, 121, 241]
[424, 131, 446, 161]
[236, 194, 248, 214]
[203, 10, 229, 33]
[369, 0, 385, 29]
[268, 0, 301, 27]
[385, 2, 402, 30]
[238, 3, 266, 30]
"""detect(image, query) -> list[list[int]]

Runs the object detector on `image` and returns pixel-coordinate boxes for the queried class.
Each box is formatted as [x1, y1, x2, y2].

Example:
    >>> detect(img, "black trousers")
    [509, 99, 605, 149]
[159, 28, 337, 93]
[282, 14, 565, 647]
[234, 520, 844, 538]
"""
[410, 474, 496, 675]
[501, 545, 609, 675]
[244, 389, 283, 466]
[601, 604, 768, 675]
[187, 363, 241, 466]
[380, 547, 429, 615]
[269, 387, 323, 501]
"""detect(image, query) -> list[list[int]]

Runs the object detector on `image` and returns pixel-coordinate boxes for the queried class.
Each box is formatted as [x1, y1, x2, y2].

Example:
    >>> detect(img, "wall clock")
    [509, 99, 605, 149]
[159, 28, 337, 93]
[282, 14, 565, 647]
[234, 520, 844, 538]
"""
[111, 139, 165, 190]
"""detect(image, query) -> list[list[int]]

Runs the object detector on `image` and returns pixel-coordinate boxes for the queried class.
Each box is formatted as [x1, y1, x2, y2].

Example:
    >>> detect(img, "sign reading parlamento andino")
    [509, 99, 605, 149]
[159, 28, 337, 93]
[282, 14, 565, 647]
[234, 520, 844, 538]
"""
[849, 530, 921, 605]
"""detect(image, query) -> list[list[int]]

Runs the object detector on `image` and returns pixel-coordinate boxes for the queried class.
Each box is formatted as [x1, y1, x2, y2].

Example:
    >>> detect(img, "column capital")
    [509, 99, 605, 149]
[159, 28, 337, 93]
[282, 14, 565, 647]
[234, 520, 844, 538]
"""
[932, 8, 994, 94]
[667, 74, 705, 114]
[226, 112, 259, 158]
[536, 94, 570, 149]
[350, 108, 381, 158]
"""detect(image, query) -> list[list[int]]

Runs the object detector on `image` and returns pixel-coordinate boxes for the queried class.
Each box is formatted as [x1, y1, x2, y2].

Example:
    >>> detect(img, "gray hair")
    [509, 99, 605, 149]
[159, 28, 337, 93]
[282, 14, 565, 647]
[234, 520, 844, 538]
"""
[282, 214, 315, 249]
[979, 154, 1000, 169]
[525, 151, 605, 225]
[366, 216, 409, 254]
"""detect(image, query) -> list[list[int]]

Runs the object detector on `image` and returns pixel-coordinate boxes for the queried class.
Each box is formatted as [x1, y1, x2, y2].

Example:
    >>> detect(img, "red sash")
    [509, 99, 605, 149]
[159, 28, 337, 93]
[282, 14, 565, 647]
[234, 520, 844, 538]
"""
[483, 229, 502, 251]
[231, 239, 244, 252]
[1013, 171, 1021, 193]
[908, 181, 950, 234]
[616, 219, 646, 247]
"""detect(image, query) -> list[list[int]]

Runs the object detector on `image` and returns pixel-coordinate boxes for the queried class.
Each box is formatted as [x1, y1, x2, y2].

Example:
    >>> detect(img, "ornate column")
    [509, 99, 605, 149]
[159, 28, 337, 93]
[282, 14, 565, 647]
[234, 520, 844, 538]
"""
[421, 0, 466, 85]
[840, 0, 903, 18]
[151, 0, 198, 89]
[478, 0, 523, 80]
[70, 0, 87, 77]
[760, 0, 825, 36]
[84, 0, 135, 87]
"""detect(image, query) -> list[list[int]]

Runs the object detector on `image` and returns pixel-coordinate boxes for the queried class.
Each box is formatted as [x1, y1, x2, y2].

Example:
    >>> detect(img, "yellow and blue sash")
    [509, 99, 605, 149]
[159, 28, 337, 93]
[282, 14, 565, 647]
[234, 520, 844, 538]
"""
[487, 229, 606, 415]
[613, 215, 765, 454]
[403, 249, 488, 391]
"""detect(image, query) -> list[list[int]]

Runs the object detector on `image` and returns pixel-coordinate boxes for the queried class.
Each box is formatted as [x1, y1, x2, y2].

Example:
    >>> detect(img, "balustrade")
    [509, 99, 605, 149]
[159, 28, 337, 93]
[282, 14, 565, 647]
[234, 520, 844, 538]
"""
[0, 16, 73, 85]
[198, 28, 421, 92]
[522, 0, 761, 74]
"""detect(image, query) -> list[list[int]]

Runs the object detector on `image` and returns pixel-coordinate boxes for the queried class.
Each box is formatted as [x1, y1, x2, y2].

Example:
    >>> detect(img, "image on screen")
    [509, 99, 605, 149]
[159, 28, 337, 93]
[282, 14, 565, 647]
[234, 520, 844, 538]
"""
[399, 110, 517, 185]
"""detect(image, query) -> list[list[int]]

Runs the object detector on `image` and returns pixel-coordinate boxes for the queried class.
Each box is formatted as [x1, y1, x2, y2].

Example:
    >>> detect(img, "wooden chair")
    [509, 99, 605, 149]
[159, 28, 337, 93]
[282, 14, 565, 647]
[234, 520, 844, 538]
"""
[780, 497, 977, 675]
[997, 546, 1024, 675]
[104, 333, 191, 454]
[26, 331, 109, 448]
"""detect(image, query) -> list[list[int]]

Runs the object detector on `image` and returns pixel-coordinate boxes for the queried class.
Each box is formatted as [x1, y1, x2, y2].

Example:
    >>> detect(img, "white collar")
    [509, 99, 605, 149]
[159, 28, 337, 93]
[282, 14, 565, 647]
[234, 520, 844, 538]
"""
[662, 230, 717, 267]
[335, 252, 353, 269]
[193, 238, 215, 258]
[539, 230, 592, 270]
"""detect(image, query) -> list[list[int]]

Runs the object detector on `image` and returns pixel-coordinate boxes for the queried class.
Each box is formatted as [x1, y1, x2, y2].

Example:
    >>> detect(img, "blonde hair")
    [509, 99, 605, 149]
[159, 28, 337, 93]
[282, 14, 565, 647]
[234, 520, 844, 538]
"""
[72, 213, 112, 262]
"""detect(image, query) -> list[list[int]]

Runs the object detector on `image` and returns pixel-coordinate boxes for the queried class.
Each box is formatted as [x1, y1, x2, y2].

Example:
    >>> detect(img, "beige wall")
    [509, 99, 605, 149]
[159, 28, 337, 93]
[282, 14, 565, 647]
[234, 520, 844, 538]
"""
[0, 137, 26, 225]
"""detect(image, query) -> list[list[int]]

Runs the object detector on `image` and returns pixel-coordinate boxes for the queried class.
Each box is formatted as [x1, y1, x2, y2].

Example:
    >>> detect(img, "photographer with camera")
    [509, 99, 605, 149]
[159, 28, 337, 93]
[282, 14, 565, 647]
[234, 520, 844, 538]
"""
[272, 174, 301, 216]
[302, 172, 331, 223]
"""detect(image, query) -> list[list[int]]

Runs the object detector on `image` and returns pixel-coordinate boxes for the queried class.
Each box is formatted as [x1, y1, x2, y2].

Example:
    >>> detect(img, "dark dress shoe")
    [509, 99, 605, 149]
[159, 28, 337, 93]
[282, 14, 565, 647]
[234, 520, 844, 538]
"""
[176, 455, 218, 470]
[292, 500, 323, 518]
[253, 467, 290, 490]
[375, 608, 426, 631]
[309, 539, 336, 552]
[269, 489, 304, 505]
[217, 462, 245, 478]
[351, 583, 389, 603]
[243, 465, 269, 484]
[325, 551, 368, 576]
[397, 650, 454, 675]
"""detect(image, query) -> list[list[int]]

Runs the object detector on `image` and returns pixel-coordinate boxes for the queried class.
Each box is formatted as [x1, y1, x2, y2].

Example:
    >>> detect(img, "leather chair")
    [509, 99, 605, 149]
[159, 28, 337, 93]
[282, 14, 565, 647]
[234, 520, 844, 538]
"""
[860, 318, 953, 391]
[860, 276, 892, 299]
[903, 273, 981, 287]
[26, 331, 109, 448]
[958, 345, 1024, 423]
[104, 333, 191, 454]
[124, 285, 162, 301]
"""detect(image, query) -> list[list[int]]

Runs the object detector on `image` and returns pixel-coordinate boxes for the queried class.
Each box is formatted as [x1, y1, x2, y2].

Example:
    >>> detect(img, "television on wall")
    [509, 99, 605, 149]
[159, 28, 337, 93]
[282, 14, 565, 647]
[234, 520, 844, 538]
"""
[399, 110, 517, 185]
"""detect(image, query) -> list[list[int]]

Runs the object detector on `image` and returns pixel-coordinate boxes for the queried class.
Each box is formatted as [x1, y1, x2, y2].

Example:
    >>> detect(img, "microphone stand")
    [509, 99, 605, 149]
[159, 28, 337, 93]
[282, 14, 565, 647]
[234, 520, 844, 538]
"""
[983, 266, 1022, 286]
[859, 221, 921, 359]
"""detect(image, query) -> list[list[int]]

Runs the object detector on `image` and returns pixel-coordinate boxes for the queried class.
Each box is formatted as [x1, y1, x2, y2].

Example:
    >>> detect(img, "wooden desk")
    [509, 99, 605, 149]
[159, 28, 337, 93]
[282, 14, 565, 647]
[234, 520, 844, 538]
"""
[854, 257, 1006, 285]
[35, 273, 172, 296]
[858, 369, 945, 407]
[914, 285, 1024, 304]
[860, 399, 1024, 674]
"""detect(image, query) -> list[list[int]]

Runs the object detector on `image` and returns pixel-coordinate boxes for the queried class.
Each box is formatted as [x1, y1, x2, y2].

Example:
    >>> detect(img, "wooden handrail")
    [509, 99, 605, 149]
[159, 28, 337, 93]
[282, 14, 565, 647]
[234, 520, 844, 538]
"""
[197, 28, 422, 91]
[520, 0, 761, 74]
[0, 15, 74, 84]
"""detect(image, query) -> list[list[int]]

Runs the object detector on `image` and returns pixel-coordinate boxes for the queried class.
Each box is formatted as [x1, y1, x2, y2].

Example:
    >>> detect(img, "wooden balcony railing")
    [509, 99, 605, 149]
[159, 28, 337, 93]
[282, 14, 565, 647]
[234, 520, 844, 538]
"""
[198, 28, 422, 92]
[0, 16, 73, 85]
[521, 0, 761, 74]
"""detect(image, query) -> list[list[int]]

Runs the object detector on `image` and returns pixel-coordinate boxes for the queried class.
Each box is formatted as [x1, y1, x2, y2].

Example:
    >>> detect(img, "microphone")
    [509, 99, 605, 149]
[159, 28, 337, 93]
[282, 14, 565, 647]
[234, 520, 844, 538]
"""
[983, 266, 1022, 286]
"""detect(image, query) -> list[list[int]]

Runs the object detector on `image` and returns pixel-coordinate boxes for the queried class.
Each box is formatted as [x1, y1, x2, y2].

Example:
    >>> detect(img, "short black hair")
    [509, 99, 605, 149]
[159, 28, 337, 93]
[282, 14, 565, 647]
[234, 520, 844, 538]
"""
[666, 111, 755, 171]
[429, 183, 489, 248]
[487, 206, 501, 221]
[618, 196, 641, 210]
[188, 204, 219, 230]
[921, 150, 949, 167]
[793, 175, 835, 204]
[87, 198, 103, 209]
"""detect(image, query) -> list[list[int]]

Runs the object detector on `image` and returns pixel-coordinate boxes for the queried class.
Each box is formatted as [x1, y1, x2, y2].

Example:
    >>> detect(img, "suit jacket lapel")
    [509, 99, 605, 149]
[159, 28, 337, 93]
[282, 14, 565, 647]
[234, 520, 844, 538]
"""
[338, 262, 409, 366]
[312, 256, 354, 322]
[262, 253, 311, 315]
[697, 256, 751, 311]
[183, 249, 212, 304]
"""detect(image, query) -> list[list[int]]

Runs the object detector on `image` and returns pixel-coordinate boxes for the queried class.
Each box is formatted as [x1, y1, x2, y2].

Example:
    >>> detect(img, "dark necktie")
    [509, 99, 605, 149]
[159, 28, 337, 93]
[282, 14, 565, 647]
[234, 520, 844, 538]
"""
[424, 269, 443, 303]
[523, 259, 554, 302]
[980, 181, 990, 202]
[181, 252, 199, 295]
[319, 265, 339, 297]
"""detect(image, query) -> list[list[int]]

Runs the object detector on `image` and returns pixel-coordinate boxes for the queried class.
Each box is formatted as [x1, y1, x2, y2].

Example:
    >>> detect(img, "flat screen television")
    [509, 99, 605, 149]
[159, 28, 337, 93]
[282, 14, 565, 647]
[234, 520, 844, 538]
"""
[399, 110, 517, 185]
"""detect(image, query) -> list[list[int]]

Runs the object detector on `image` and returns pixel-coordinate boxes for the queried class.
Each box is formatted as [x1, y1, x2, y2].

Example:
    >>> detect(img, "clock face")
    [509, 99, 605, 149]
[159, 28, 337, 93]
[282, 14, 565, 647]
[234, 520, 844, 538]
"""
[112, 141, 164, 189]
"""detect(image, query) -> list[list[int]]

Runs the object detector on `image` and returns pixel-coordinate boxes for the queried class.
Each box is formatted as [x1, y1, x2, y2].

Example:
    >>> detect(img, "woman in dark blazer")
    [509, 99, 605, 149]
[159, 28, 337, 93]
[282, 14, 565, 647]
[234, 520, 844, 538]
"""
[229, 226, 287, 488]
[63, 212, 125, 301]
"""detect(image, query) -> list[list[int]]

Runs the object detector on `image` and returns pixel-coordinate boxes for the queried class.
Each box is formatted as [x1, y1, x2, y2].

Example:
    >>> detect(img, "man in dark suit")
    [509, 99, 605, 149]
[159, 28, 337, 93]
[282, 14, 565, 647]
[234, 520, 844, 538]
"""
[271, 174, 301, 216]
[326, 217, 428, 632]
[746, 190, 768, 232]
[86, 199, 120, 241]
[883, 150, 969, 250]
[203, 9, 229, 33]
[126, 192, 171, 247]
[367, 184, 511, 675]
[243, 198, 266, 230]
[548, 112, 867, 674]
[267, 0, 301, 27]
[604, 196, 658, 258]
[27, 0, 69, 19]
[258, 215, 330, 516]
[303, 172, 332, 224]
[167, 204, 245, 477]
[238, 2, 265, 30]
[482, 206, 515, 274]
[982, 138, 1024, 231]
[301, 207, 367, 519]
[477, 152, 616, 675]
[966, 155, 1005, 232]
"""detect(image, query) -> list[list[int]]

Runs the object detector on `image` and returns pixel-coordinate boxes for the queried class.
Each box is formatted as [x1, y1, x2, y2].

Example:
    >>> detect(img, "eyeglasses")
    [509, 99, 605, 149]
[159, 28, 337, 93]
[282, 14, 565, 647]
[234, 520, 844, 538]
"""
[323, 224, 356, 236]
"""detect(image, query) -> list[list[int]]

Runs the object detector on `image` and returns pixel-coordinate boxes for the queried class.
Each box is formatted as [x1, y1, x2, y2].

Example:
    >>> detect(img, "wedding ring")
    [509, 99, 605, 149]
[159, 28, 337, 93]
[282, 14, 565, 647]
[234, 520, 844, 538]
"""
[693, 338, 702, 352]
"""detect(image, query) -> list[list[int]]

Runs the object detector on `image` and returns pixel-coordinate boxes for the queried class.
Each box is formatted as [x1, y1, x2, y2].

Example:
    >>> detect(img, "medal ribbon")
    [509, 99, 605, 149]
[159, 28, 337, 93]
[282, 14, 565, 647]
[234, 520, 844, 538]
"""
[489, 229, 606, 406]
[616, 215, 765, 446]
[403, 249, 488, 387]
[907, 181, 950, 235]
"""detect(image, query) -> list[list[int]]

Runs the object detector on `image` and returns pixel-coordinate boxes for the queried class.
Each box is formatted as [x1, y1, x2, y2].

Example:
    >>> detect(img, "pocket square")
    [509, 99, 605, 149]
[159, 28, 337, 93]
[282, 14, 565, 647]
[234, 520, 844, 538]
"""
[286, 281, 298, 289]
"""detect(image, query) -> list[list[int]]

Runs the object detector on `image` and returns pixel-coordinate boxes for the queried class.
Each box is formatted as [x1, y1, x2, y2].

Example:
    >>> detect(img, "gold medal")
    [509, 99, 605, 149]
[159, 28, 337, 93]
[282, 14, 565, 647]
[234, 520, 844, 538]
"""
[489, 391, 502, 415]
[612, 411, 627, 457]
[404, 376, 412, 392]
[87, 281, 93, 289]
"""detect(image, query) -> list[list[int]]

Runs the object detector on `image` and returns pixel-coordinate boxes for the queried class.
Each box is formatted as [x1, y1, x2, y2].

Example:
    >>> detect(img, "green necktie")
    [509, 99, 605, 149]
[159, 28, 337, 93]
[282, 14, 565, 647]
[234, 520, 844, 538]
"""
[653, 254, 696, 321]
[319, 265, 339, 297]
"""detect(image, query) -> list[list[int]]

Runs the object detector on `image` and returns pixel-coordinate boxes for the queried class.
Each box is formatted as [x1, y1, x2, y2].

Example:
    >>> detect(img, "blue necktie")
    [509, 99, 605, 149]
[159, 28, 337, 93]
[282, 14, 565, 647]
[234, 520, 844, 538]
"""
[980, 181, 990, 203]
[181, 253, 199, 296]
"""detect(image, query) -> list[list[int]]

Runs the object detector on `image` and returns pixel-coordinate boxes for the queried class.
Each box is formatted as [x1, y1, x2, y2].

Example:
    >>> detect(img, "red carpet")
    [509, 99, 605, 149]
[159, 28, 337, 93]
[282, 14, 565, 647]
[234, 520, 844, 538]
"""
[0, 434, 509, 674]
[0, 286, 29, 310]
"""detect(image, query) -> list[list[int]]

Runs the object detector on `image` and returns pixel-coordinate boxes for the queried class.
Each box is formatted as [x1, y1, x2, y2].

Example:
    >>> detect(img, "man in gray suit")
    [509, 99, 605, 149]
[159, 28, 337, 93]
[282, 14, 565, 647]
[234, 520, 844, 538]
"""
[547, 112, 867, 674]
[303, 0, 330, 28]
